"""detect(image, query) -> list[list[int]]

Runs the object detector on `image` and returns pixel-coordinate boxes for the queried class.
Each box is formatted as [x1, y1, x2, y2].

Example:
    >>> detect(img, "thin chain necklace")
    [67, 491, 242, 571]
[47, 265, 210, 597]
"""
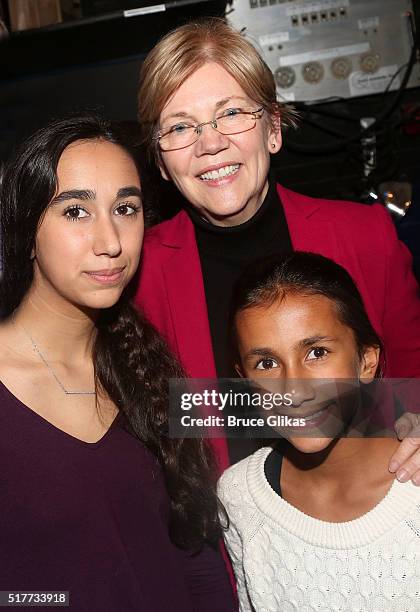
[13, 317, 96, 396]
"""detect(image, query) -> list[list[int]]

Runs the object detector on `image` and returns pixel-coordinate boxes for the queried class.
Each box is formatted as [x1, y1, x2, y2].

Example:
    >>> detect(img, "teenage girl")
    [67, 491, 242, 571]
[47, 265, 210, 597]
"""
[219, 252, 420, 612]
[0, 114, 236, 611]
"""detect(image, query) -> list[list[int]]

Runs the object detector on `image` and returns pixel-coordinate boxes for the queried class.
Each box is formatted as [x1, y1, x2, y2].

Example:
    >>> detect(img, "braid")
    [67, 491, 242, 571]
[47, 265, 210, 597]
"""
[94, 299, 221, 550]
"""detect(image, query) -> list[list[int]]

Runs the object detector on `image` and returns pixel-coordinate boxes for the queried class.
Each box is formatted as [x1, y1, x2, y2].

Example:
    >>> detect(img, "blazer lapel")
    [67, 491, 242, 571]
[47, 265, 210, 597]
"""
[160, 212, 217, 379]
[159, 213, 230, 471]
[279, 184, 341, 257]
[279, 184, 382, 335]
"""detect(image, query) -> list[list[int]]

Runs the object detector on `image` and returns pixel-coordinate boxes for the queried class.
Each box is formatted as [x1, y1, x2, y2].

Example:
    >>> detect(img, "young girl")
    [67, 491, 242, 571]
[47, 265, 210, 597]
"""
[0, 114, 236, 611]
[218, 252, 420, 611]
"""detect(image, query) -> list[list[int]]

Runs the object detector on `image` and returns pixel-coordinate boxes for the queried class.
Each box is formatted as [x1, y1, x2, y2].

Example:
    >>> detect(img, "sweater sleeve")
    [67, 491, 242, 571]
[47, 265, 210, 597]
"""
[181, 544, 238, 612]
[218, 465, 256, 612]
[222, 519, 254, 612]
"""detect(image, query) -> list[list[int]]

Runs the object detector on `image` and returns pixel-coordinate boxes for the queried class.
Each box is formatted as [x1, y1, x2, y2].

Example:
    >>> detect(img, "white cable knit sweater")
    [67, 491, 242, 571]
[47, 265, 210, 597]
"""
[218, 447, 420, 612]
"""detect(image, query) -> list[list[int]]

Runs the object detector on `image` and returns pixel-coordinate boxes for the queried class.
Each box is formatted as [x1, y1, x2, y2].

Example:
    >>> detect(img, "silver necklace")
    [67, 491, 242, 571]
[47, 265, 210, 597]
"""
[14, 318, 96, 396]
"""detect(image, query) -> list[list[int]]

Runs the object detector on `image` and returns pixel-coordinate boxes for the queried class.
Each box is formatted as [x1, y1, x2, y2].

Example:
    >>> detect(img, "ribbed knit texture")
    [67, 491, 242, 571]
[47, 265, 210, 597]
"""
[218, 447, 420, 612]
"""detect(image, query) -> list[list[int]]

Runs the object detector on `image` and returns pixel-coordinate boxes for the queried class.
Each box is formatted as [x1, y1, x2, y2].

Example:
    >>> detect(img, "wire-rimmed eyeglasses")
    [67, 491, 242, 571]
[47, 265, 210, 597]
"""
[155, 107, 264, 152]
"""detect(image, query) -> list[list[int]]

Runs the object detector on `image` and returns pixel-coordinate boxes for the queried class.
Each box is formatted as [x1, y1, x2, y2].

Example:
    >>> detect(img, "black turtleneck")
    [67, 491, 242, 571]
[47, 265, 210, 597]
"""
[189, 174, 293, 379]
[189, 175, 293, 463]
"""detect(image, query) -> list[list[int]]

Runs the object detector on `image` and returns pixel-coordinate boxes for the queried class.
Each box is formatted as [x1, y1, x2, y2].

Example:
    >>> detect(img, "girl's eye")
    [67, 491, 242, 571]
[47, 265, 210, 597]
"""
[256, 357, 279, 370]
[307, 347, 329, 360]
[64, 206, 89, 221]
[115, 202, 140, 216]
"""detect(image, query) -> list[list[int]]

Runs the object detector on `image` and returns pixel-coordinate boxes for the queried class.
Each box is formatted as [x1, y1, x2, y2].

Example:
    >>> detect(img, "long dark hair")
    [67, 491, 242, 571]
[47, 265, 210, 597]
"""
[0, 113, 221, 550]
[231, 252, 383, 369]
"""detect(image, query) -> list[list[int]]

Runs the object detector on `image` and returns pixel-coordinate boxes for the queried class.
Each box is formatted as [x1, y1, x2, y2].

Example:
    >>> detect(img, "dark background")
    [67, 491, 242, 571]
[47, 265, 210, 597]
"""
[1, 1, 419, 196]
[0, 0, 419, 278]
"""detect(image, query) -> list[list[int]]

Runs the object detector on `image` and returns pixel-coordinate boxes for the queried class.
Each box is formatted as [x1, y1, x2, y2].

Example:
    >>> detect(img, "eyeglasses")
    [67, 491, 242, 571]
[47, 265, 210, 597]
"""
[155, 107, 264, 151]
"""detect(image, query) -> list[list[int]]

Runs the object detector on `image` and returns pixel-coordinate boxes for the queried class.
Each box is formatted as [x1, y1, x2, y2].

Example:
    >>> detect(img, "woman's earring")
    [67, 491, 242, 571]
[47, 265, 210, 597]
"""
[272, 143, 276, 149]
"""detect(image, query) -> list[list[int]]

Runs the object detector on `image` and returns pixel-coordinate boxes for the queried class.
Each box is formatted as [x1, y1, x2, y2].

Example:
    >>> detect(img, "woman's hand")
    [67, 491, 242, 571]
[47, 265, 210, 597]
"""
[390, 413, 420, 484]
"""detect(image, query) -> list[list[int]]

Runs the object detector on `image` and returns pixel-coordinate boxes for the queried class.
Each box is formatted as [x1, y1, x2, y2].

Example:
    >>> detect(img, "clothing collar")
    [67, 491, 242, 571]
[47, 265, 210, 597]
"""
[186, 171, 278, 236]
[156, 180, 322, 249]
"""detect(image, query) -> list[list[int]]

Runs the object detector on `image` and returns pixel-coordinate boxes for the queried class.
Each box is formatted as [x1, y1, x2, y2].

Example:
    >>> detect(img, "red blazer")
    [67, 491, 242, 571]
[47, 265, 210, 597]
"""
[134, 184, 420, 469]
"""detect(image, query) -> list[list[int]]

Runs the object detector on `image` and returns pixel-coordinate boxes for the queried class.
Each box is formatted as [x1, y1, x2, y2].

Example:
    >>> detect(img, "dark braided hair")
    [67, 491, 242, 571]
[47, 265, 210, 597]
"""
[94, 301, 221, 548]
[0, 112, 221, 550]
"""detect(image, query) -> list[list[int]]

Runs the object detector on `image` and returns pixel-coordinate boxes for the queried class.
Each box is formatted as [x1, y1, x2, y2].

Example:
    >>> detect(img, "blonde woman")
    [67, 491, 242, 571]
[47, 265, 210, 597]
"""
[134, 18, 420, 471]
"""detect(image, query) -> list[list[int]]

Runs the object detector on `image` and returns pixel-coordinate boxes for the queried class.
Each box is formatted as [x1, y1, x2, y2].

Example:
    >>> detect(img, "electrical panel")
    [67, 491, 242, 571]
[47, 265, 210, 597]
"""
[227, 0, 420, 102]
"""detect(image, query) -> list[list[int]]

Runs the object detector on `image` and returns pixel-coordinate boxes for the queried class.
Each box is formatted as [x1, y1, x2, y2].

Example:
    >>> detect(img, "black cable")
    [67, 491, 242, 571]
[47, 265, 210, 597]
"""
[293, 102, 360, 124]
[384, 62, 408, 94]
[284, 29, 418, 156]
[296, 61, 410, 126]
[300, 117, 350, 139]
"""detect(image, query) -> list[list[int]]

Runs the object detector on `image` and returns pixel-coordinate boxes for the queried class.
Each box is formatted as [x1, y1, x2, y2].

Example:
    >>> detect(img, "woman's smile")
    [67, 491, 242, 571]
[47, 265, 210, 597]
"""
[197, 162, 241, 183]
[158, 62, 281, 227]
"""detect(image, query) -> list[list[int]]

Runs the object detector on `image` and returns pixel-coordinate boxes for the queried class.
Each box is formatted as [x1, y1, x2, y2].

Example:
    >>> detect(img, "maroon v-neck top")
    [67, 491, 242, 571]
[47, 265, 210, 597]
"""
[0, 381, 236, 611]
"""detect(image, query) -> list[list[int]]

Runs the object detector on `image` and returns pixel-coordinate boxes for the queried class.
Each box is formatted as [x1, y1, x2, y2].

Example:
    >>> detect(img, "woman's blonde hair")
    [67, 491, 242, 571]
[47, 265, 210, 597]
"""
[138, 17, 297, 160]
